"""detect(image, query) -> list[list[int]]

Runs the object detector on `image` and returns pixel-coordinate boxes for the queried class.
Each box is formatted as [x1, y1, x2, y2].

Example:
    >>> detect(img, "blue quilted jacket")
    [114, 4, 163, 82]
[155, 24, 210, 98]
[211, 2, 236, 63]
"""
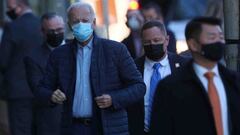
[36, 35, 146, 135]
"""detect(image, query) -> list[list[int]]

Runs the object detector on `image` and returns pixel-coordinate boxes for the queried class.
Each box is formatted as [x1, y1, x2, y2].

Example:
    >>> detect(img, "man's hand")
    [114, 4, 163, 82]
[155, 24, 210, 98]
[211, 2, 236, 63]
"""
[51, 89, 66, 104]
[95, 94, 112, 109]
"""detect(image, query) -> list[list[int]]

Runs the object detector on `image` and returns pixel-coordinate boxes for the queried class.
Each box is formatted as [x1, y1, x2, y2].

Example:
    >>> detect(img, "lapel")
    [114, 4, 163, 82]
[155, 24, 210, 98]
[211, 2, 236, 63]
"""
[181, 61, 214, 114]
[68, 36, 104, 98]
[135, 56, 145, 76]
[218, 64, 238, 95]
[39, 44, 51, 72]
[42, 43, 51, 59]
[90, 35, 103, 96]
[218, 64, 240, 134]
[168, 53, 181, 72]
[67, 40, 77, 103]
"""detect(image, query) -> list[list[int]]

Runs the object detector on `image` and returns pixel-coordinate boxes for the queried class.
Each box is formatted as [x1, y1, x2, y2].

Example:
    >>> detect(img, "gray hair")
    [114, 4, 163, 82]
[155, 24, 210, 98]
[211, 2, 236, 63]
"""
[67, 2, 95, 21]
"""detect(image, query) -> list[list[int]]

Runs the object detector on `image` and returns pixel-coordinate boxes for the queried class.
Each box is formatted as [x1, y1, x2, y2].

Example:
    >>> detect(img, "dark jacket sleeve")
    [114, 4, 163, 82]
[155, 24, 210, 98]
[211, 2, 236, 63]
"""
[24, 56, 44, 93]
[0, 24, 13, 96]
[109, 44, 146, 109]
[35, 52, 58, 106]
[0, 24, 13, 69]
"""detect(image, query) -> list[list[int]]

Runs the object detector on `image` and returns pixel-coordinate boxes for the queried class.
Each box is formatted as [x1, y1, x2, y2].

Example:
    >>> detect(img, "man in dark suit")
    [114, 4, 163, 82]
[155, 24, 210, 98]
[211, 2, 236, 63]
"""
[0, 0, 42, 135]
[36, 2, 146, 135]
[150, 17, 240, 135]
[141, 2, 177, 54]
[122, 9, 144, 59]
[127, 21, 187, 135]
[24, 12, 64, 135]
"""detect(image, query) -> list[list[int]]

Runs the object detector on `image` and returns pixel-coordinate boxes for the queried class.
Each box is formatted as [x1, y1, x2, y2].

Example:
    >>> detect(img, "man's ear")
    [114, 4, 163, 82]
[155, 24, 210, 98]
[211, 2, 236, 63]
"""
[68, 22, 73, 31]
[187, 38, 199, 52]
[92, 18, 97, 29]
[164, 35, 170, 47]
[93, 18, 96, 25]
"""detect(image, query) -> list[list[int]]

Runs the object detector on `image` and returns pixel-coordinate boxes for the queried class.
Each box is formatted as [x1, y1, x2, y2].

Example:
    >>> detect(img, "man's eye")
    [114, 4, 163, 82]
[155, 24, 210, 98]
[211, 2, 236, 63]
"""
[81, 19, 90, 23]
[153, 39, 161, 42]
[209, 37, 216, 40]
[143, 41, 149, 45]
[72, 22, 79, 25]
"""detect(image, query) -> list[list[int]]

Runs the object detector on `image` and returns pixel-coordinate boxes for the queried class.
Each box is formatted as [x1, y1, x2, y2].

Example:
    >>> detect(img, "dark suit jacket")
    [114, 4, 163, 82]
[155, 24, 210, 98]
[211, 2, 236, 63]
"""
[24, 44, 51, 94]
[0, 13, 42, 99]
[127, 53, 188, 135]
[122, 33, 140, 59]
[122, 30, 176, 59]
[150, 61, 240, 135]
[36, 36, 146, 135]
[24, 43, 61, 135]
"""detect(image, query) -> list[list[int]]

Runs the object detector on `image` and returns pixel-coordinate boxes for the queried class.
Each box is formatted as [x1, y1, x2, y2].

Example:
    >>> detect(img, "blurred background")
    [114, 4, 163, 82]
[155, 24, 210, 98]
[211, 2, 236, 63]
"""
[0, 0, 239, 134]
[0, 0, 226, 54]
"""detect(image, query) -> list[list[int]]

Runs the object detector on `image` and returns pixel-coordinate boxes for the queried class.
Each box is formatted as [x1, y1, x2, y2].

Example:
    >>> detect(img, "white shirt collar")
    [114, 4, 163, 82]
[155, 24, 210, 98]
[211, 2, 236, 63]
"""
[145, 54, 169, 69]
[47, 40, 65, 51]
[193, 62, 220, 77]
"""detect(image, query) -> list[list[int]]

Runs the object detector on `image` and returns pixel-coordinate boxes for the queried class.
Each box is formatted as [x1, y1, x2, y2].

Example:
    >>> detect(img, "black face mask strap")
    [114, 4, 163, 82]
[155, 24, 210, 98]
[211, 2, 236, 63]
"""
[190, 39, 203, 55]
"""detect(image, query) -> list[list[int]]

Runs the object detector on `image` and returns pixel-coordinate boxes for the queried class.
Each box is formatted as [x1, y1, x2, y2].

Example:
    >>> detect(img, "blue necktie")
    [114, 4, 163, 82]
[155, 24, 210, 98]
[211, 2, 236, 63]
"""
[150, 63, 161, 102]
[146, 63, 161, 131]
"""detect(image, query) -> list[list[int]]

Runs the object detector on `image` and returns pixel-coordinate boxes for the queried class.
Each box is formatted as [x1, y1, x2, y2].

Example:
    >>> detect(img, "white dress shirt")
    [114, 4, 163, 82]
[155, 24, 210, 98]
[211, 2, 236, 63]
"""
[193, 63, 229, 135]
[144, 55, 171, 131]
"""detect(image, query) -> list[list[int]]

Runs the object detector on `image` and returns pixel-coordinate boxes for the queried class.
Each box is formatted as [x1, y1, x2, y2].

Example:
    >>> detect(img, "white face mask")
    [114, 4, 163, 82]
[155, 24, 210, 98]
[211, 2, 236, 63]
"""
[127, 16, 141, 30]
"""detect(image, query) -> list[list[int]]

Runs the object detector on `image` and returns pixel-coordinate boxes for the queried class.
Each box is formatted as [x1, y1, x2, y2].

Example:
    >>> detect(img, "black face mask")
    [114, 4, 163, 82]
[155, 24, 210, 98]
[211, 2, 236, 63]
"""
[144, 44, 165, 61]
[201, 42, 225, 61]
[46, 33, 64, 48]
[6, 9, 18, 20]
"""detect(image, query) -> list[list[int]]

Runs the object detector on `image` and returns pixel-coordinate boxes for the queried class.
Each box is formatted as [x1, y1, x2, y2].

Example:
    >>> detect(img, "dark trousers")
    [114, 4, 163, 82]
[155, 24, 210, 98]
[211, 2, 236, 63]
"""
[33, 104, 62, 135]
[144, 131, 149, 135]
[61, 103, 103, 135]
[60, 120, 101, 135]
[72, 123, 92, 135]
[8, 99, 33, 135]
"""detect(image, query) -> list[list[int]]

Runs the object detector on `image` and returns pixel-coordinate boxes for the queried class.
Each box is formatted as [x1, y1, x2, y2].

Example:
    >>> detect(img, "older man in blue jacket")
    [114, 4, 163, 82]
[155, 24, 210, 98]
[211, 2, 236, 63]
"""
[36, 2, 146, 135]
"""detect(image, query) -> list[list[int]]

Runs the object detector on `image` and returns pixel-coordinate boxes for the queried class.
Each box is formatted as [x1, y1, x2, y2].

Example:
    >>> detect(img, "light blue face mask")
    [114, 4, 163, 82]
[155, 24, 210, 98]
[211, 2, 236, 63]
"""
[72, 22, 93, 42]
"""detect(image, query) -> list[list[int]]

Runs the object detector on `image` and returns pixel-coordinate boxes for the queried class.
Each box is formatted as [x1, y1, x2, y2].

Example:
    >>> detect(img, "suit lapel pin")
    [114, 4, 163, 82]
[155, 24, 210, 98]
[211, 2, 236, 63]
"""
[175, 63, 180, 68]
